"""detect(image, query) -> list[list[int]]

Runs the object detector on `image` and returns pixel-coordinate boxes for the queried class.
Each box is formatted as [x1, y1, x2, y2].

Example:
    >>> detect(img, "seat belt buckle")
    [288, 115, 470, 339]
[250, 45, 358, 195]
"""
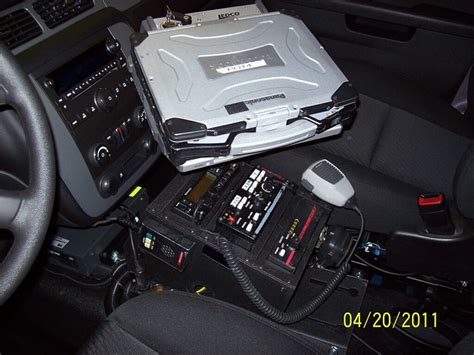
[417, 193, 454, 235]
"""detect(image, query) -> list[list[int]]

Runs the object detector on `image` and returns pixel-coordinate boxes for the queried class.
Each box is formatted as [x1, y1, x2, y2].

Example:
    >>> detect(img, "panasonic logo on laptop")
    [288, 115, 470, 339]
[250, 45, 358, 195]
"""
[245, 93, 287, 106]
[218, 12, 240, 19]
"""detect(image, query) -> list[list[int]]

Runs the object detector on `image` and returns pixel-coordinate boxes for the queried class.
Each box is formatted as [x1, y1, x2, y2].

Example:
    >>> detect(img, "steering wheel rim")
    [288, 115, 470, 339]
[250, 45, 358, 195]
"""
[0, 43, 56, 305]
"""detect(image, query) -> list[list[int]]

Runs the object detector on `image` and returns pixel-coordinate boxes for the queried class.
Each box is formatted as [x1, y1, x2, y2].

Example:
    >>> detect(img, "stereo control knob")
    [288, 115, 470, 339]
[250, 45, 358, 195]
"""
[90, 144, 111, 167]
[105, 39, 121, 54]
[99, 174, 119, 197]
[94, 88, 117, 112]
[133, 106, 147, 128]
[43, 78, 54, 89]
[143, 138, 158, 156]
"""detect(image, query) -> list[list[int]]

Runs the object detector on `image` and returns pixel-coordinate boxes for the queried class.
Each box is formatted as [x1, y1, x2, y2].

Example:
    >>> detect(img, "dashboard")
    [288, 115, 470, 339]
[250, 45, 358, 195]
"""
[1, 0, 140, 55]
[1, 0, 162, 227]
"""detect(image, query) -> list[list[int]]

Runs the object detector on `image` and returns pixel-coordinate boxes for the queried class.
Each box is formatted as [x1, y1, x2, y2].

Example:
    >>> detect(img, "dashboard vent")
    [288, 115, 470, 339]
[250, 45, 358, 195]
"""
[33, 0, 94, 29]
[0, 9, 42, 50]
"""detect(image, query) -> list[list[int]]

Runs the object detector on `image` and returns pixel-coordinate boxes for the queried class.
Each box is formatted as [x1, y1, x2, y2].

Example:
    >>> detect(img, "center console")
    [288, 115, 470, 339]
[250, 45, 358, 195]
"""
[31, 22, 159, 225]
[143, 162, 331, 307]
[140, 161, 367, 350]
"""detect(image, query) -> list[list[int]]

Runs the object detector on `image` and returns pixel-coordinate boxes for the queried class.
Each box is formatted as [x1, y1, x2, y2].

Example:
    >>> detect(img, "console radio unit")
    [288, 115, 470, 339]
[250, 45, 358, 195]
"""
[140, 162, 332, 310]
[139, 161, 367, 352]
[174, 163, 239, 223]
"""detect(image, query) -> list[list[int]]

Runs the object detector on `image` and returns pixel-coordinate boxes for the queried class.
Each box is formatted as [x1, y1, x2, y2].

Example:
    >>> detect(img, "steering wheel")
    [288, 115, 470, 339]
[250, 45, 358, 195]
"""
[0, 44, 56, 305]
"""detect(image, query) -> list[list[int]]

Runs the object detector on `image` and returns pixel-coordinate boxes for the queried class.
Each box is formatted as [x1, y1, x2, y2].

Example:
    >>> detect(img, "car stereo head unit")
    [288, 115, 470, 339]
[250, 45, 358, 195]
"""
[41, 32, 157, 198]
[45, 39, 118, 99]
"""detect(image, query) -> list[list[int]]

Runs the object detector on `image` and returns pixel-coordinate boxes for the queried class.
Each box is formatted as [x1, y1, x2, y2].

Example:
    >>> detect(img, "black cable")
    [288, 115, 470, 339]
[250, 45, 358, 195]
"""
[212, 195, 366, 324]
[353, 257, 466, 292]
[105, 225, 147, 315]
[353, 254, 414, 277]
[105, 212, 144, 315]
[337, 205, 365, 267]
[218, 235, 350, 324]
[346, 205, 365, 260]
[44, 268, 113, 287]
[129, 227, 138, 260]
[91, 217, 118, 228]
[122, 211, 147, 292]
[63, 214, 133, 230]
[105, 267, 134, 315]
[119, 205, 135, 216]
[90, 210, 140, 231]
[44, 262, 127, 288]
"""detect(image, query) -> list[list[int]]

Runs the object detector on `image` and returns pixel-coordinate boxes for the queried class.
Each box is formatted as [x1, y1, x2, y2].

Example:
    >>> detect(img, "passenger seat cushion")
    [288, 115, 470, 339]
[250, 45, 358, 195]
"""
[314, 95, 390, 167]
[254, 148, 426, 234]
[316, 94, 472, 202]
[369, 106, 470, 199]
[83, 320, 157, 354]
[81, 291, 322, 355]
[335, 58, 474, 139]
[450, 332, 474, 355]
[254, 87, 474, 232]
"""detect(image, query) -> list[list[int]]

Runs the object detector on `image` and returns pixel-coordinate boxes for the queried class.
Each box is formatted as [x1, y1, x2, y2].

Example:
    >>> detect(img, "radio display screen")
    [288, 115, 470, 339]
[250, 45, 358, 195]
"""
[47, 41, 115, 95]
[187, 172, 216, 204]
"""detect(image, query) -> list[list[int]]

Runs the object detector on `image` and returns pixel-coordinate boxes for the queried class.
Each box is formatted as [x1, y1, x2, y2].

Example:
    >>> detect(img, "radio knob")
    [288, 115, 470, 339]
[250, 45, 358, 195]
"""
[94, 88, 117, 112]
[105, 39, 121, 54]
[261, 180, 276, 193]
[43, 78, 54, 89]
[133, 106, 147, 128]
[90, 144, 111, 167]
[99, 174, 119, 197]
[142, 138, 158, 156]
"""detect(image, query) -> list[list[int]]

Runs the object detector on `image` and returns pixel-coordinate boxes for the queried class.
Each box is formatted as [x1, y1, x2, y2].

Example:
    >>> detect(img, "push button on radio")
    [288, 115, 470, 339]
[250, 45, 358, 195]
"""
[94, 88, 118, 112]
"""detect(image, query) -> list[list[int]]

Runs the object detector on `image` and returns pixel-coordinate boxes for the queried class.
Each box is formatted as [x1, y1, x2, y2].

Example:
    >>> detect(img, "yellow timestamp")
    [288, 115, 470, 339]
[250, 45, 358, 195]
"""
[343, 311, 437, 329]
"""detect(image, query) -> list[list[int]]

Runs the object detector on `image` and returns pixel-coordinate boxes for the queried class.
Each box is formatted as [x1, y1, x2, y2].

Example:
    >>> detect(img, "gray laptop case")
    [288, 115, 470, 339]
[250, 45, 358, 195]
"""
[130, 11, 358, 172]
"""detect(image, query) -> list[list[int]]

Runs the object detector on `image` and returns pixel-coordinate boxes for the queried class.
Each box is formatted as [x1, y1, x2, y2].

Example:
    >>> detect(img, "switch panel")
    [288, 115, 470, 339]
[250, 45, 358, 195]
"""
[219, 167, 287, 242]
[268, 198, 322, 272]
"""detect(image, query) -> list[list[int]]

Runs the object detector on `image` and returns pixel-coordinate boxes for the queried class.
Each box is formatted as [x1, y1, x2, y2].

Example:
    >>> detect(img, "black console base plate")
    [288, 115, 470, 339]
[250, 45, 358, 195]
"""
[139, 161, 367, 352]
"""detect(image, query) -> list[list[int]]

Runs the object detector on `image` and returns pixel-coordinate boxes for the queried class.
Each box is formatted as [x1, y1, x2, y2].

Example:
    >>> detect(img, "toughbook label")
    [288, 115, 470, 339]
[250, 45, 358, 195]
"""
[216, 59, 267, 75]
[199, 45, 285, 79]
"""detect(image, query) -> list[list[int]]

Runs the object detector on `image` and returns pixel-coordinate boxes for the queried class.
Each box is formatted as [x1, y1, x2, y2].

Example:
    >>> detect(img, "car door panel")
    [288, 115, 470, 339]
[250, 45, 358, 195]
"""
[265, 0, 474, 99]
